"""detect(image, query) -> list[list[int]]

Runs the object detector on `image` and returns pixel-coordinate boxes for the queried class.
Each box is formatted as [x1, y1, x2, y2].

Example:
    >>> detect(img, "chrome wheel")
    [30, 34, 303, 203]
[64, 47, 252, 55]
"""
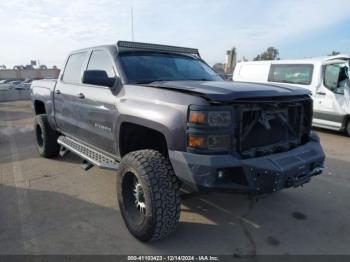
[117, 150, 181, 242]
[133, 181, 146, 213]
[121, 171, 146, 226]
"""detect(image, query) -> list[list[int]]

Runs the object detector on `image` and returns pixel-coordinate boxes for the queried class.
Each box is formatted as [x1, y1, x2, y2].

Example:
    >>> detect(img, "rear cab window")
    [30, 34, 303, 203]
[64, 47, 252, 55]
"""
[62, 52, 88, 84]
[268, 64, 314, 85]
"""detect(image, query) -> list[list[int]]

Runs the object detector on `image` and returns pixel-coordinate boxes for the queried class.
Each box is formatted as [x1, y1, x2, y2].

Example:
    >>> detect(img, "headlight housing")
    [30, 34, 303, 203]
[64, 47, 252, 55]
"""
[187, 106, 233, 153]
[189, 110, 231, 127]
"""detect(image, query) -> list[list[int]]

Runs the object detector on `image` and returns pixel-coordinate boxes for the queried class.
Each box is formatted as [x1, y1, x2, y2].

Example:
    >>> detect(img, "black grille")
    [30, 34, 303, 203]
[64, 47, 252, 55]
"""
[234, 96, 312, 158]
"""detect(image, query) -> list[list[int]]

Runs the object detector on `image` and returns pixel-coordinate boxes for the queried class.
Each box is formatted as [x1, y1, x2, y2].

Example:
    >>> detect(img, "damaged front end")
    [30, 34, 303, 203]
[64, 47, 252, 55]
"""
[170, 94, 325, 194]
[234, 95, 313, 158]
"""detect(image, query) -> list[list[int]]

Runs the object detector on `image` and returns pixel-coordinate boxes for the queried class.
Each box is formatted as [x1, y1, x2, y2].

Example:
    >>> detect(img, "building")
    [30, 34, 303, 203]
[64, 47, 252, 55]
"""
[0, 68, 60, 80]
[224, 47, 237, 75]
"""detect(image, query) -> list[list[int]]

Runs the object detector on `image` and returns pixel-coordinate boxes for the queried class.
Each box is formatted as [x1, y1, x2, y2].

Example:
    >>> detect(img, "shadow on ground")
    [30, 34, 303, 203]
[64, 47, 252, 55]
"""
[0, 109, 33, 122]
[1, 179, 350, 255]
[1, 101, 350, 255]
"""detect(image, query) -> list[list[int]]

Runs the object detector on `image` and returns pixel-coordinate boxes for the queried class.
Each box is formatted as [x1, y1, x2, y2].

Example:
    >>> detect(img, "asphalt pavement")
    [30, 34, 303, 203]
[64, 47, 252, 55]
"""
[0, 101, 349, 255]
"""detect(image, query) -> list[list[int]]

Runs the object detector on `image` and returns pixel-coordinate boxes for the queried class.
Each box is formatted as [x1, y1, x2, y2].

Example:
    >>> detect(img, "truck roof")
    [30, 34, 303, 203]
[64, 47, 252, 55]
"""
[68, 41, 200, 57]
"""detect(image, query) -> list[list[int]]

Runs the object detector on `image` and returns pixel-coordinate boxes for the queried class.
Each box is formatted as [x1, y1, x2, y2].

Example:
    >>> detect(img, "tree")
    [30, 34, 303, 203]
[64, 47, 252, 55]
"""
[328, 51, 340, 56]
[254, 47, 280, 61]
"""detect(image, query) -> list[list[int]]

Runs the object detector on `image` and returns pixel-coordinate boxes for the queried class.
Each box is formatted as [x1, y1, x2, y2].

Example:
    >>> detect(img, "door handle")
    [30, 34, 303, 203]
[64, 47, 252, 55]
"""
[55, 89, 61, 94]
[77, 93, 85, 99]
[316, 92, 326, 96]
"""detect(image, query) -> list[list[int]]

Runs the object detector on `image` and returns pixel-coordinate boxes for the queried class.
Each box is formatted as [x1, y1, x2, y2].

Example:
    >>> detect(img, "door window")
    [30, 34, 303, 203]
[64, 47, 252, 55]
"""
[83, 50, 116, 87]
[62, 52, 88, 84]
[324, 63, 350, 94]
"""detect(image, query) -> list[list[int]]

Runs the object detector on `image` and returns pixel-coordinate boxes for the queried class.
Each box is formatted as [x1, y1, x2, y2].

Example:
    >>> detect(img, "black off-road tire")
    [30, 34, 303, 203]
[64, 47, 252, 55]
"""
[34, 114, 60, 158]
[117, 150, 181, 242]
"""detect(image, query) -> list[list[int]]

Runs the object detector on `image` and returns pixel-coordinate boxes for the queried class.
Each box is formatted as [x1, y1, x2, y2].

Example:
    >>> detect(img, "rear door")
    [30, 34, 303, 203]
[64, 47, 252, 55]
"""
[74, 49, 118, 155]
[54, 51, 89, 136]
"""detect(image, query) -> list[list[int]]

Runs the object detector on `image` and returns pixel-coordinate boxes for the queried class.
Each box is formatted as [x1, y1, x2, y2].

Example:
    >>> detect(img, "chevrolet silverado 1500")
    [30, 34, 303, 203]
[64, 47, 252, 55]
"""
[31, 41, 325, 242]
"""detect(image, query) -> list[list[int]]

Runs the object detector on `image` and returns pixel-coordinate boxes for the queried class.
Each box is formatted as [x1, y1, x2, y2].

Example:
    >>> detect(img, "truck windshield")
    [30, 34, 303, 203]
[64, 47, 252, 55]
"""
[118, 52, 222, 84]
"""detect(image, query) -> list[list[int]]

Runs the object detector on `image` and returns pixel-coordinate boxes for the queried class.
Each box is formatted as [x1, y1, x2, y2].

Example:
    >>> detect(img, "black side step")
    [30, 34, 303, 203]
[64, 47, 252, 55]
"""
[57, 136, 119, 170]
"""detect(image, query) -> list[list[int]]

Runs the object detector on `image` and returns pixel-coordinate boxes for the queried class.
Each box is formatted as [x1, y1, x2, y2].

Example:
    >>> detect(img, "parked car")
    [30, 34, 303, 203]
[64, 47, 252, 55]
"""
[233, 55, 350, 135]
[23, 79, 33, 84]
[20, 83, 31, 90]
[0, 80, 14, 90]
[7, 81, 22, 89]
[31, 41, 325, 242]
[0, 79, 12, 84]
[0, 85, 11, 91]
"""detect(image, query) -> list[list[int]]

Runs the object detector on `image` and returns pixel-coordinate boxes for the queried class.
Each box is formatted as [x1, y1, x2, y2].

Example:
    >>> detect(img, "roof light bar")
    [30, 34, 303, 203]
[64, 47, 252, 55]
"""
[117, 41, 200, 56]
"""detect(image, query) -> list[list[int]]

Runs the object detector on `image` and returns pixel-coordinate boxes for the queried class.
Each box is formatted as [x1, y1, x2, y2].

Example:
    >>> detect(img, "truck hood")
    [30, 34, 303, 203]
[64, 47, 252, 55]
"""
[144, 80, 310, 102]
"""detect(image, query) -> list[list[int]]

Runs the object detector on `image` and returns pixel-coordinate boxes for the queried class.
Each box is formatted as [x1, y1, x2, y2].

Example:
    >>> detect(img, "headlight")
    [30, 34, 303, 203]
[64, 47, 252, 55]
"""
[189, 110, 231, 127]
[188, 134, 231, 151]
[187, 106, 233, 153]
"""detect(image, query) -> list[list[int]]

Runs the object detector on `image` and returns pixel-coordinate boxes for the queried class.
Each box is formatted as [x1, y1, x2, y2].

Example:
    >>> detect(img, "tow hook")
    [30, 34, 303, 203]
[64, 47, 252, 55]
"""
[309, 166, 325, 176]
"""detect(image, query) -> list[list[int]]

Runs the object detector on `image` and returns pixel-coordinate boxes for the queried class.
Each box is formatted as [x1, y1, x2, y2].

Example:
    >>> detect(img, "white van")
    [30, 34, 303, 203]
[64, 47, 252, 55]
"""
[233, 55, 350, 135]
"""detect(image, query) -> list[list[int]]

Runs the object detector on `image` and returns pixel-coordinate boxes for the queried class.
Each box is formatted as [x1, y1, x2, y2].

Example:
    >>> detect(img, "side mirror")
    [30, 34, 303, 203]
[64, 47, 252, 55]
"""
[83, 70, 116, 88]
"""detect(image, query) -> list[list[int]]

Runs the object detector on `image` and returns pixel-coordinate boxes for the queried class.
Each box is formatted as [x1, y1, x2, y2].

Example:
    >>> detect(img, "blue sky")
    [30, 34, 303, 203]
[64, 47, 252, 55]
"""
[0, 0, 349, 67]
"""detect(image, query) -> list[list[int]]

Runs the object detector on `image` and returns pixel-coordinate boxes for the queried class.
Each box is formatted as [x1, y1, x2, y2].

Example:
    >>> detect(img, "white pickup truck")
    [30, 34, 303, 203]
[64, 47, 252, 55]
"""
[233, 55, 350, 135]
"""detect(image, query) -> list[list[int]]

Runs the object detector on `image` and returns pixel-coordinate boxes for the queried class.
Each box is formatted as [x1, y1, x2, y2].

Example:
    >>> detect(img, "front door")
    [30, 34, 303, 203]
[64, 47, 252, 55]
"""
[313, 61, 350, 129]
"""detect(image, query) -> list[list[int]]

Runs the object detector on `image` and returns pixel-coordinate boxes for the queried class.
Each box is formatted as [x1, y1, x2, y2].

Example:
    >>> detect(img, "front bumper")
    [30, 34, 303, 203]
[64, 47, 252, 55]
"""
[169, 137, 325, 194]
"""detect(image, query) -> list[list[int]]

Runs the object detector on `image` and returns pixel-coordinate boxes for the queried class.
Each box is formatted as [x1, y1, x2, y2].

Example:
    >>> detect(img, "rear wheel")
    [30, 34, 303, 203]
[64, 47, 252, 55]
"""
[346, 120, 350, 137]
[117, 150, 181, 242]
[34, 114, 60, 158]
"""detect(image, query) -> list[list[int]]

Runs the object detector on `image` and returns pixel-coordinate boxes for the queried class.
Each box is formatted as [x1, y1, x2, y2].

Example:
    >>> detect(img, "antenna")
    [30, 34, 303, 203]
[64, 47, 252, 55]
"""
[131, 7, 134, 41]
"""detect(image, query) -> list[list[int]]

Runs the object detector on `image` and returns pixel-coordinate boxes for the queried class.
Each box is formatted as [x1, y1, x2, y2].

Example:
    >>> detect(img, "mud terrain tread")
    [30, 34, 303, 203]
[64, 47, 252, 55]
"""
[118, 149, 181, 242]
[34, 114, 60, 158]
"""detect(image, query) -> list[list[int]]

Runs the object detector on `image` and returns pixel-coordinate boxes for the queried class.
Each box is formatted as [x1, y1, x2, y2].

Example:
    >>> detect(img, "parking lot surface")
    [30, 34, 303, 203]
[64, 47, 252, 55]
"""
[0, 101, 349, 255]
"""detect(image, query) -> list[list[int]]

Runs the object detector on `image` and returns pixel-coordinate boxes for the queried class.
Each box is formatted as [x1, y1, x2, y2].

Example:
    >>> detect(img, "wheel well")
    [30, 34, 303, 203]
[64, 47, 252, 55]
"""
[119, 122, 168, 157]
[34, 100, 46, 115]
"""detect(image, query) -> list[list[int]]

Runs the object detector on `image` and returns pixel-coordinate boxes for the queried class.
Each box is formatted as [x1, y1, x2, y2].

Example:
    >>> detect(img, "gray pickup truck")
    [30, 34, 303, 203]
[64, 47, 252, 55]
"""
[31, 41, 325, 242]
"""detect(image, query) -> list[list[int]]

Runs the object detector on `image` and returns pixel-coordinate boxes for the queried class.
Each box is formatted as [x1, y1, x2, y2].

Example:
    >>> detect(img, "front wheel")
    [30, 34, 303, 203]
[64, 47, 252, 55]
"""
[117, 150, 181, 242]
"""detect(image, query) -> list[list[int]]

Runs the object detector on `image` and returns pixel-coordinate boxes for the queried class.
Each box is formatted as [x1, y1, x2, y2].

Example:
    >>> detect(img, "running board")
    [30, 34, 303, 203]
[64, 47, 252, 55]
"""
[57, 136, 119, 170]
